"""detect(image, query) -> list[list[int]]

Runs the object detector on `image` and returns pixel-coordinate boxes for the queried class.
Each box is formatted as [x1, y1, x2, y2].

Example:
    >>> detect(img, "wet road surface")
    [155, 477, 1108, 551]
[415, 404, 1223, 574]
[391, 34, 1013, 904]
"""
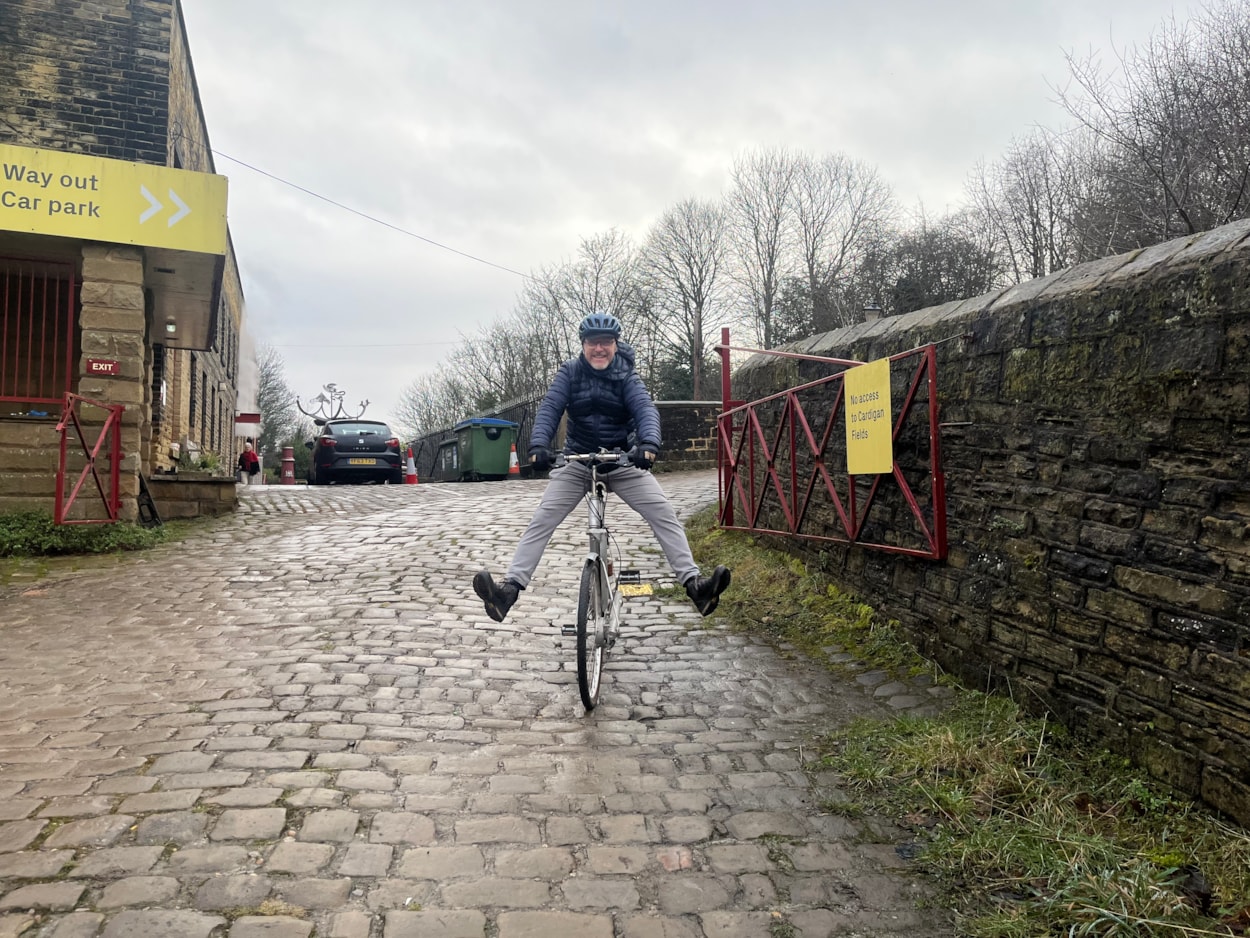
[0, 471, 953, 938]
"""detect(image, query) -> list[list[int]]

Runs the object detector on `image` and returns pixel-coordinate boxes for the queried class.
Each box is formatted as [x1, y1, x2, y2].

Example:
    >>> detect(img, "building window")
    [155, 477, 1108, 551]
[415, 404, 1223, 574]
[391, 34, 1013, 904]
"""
[0, 256, 79, 408]
[151, 343, 165, 431]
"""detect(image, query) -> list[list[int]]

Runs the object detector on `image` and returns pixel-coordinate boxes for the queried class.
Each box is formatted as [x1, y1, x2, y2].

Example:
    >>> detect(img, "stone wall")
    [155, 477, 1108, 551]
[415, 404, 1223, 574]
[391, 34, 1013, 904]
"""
[146, 473, 236, 519]
[75, 244, 148, 520]
[0, 416, 61, 514]
[655, 402, 719, 470]
[0, 0, 172, 163]
[733, 221, 1250, 825]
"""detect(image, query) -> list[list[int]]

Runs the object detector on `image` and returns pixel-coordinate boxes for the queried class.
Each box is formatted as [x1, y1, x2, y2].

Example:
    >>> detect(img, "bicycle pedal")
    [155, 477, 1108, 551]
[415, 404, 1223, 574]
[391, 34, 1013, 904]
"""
[560, 625, 577, 636]
[619, 569, 642, 584]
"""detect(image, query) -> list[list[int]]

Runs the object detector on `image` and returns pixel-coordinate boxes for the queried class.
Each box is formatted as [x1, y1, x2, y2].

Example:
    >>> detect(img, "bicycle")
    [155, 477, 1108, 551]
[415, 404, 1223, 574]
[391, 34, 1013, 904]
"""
[554, 449, 639, 711]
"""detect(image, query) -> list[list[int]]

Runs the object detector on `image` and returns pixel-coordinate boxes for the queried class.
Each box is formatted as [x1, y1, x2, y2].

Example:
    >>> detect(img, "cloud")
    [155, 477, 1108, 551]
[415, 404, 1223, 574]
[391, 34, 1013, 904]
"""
[180, 0, 1184, 424]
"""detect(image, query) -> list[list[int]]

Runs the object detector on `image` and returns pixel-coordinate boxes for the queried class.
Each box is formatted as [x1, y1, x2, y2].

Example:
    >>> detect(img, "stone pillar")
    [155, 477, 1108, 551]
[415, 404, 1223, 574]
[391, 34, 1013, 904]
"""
[77, 244, 149, 522]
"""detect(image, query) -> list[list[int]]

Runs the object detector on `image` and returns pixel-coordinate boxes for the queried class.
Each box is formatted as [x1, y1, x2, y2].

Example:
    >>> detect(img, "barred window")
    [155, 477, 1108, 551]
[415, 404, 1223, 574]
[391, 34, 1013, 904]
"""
[0, 256, 79, 407]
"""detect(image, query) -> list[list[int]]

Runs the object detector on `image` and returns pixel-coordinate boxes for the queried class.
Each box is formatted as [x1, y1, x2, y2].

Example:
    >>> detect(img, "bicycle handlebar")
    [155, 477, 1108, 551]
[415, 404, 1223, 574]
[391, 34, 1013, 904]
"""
[553, 448, 634, 469]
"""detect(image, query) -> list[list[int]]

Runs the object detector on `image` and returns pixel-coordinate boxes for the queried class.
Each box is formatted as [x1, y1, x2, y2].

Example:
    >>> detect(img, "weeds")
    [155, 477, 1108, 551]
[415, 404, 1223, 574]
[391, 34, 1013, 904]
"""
[685, 507, 932, 676]
[814, 682, 1250, 935]
[686, 511, 1250, 937]
[0, 510, 172, 557]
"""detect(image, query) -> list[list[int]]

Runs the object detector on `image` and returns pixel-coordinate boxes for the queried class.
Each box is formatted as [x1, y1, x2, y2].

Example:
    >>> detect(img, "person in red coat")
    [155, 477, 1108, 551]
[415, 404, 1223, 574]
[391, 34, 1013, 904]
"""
[237, 439, 261, 484]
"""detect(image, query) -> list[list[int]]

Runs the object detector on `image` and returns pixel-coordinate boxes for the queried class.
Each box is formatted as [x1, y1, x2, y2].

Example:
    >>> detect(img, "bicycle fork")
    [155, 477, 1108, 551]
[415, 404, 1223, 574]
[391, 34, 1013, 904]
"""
[562, 485, 620, 643]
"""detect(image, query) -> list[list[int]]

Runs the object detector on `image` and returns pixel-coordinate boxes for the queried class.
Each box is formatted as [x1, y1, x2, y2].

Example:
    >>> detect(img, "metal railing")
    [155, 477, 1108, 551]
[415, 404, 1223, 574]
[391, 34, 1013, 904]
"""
[716, 328, 947, 560]
[56, 393, 124, 525]
[1, 256, 78, 407]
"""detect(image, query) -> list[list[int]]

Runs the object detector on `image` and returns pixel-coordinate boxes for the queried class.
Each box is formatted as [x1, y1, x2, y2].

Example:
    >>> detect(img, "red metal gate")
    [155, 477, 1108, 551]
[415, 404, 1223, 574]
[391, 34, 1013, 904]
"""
[716, 329, 947, 560]
[56, 393, 124, 525]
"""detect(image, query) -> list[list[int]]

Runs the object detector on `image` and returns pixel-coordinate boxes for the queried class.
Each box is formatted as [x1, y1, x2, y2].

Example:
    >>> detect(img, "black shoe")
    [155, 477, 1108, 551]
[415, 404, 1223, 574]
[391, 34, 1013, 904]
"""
[686, 565, 731, 617]
[473, 571, 520, 622]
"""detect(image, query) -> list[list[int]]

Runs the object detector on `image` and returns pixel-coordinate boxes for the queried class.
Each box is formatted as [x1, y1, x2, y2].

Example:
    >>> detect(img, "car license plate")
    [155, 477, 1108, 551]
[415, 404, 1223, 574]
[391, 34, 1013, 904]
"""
[348, 458, 376, 465]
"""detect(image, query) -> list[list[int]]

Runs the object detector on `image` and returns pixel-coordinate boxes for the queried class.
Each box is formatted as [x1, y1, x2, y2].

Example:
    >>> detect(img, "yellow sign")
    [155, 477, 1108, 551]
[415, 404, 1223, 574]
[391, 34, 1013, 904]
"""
[844, 357, 893, 475]
[0, 143, 227, 254]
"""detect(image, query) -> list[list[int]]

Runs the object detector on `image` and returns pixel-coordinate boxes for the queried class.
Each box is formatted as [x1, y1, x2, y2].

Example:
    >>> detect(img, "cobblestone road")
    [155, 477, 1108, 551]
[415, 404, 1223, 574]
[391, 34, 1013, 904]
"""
[0, 471, 954, 938]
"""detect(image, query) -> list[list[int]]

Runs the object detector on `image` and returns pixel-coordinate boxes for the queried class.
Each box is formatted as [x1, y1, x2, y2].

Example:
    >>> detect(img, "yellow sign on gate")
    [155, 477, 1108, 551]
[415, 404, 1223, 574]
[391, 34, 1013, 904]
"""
[844, 357, 894, 475]
[0, 143, 227, 254]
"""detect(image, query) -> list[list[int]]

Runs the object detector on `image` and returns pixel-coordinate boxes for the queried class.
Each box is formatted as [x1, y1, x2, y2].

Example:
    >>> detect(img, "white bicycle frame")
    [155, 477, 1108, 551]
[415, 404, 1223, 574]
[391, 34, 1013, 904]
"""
[564, 452, 624, 641]
[558, 451, 629, 709]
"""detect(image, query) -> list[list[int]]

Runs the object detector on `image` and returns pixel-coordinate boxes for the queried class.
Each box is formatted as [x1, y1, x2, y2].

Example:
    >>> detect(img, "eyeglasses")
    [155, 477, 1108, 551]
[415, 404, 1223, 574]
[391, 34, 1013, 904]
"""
[583, 336, 617, 349]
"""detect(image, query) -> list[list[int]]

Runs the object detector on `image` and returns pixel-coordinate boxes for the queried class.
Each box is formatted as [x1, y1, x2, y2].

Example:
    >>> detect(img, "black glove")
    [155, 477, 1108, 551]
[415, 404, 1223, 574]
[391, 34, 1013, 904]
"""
[631, 442, 659, 471]
[528, 445, 553, 471]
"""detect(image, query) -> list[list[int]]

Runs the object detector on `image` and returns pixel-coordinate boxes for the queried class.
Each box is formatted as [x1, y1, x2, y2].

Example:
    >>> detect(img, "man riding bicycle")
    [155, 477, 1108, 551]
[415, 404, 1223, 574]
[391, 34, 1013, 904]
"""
[473, 312, 731, 623]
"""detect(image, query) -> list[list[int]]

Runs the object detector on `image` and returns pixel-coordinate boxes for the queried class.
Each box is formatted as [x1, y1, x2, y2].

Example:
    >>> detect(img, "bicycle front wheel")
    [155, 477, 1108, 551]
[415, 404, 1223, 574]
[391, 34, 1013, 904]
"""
[576, 559, 607, 711]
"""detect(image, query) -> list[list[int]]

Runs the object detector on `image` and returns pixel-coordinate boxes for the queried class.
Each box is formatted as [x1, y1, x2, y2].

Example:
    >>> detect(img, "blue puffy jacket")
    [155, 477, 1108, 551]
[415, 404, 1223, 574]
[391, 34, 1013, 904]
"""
[530, 341, 661, 454]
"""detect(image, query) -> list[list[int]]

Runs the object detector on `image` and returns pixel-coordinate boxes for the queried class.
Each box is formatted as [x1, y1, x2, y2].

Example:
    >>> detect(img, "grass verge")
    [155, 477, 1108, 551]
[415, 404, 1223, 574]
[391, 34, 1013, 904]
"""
[0, 510, 174, 557]
[687, 508, 1250, 937]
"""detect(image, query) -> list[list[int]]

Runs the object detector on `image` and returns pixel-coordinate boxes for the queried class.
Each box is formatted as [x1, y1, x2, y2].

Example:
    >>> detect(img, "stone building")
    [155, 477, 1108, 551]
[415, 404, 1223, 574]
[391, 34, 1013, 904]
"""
[0, 0, 250, 520]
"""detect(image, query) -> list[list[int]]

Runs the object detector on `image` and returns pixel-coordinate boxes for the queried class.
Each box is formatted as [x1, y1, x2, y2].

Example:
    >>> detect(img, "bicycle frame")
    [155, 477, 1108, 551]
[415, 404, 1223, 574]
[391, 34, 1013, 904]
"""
[585, 470, 612, 586]
[559, 451, 628, 710]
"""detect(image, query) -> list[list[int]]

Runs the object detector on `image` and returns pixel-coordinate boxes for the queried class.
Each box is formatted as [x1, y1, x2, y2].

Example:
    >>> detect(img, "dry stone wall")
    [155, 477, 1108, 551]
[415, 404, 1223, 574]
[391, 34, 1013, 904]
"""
[734, 221, 1250, 826]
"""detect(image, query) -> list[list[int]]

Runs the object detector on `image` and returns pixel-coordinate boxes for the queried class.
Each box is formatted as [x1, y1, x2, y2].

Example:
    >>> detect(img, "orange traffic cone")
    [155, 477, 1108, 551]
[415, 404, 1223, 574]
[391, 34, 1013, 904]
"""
[508, 443, 520, 477]
[405, 447, 419, 485]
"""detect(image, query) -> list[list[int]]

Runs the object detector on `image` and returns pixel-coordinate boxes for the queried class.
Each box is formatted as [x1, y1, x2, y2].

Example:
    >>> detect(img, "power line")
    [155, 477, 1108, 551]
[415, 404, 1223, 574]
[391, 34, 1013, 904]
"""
[175, 134, 533, 280]
[271, 341, 460, 349]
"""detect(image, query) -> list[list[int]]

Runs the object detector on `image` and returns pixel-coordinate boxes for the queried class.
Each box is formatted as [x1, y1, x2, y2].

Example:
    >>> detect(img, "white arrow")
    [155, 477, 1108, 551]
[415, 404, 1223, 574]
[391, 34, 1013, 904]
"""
[167, 189, 190, 227]
[139, 185, 162, 224]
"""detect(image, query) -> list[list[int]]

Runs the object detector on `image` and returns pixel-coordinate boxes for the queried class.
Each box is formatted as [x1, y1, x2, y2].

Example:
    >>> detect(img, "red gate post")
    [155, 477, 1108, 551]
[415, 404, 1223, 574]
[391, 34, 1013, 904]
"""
[281, 446, 295, 484]
[719, 327, 735, 526]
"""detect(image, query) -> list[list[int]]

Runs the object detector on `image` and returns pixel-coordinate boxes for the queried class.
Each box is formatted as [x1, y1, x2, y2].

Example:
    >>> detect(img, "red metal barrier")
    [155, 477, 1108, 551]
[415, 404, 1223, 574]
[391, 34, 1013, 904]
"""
[716, 329, 947, 560]
[55, 393, 125, 525]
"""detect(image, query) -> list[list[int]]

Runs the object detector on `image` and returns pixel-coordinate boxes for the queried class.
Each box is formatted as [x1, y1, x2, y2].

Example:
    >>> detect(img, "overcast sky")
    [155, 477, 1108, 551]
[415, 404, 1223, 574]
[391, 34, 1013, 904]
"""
[179, 0, 1186, 428]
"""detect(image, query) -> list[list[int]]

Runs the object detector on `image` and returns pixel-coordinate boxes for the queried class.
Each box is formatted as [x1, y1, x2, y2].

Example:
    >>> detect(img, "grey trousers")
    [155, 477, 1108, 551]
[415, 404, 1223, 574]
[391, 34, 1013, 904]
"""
[505, 463, 700, 589]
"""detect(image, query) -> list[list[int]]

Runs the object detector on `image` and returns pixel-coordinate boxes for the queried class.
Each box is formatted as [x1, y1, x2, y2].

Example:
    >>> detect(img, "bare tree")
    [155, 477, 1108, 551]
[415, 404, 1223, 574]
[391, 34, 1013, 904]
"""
[255, 345, 299, 467]
[728, 147, 799, 348]
[397, 230, 658, 432]
[392, 368, 473, 441]
[1056, 0, 1250, 249]
[640, 198, 727, 398]
[968, 129, 1088, 282]
[791, 152, 897, 331]
[559, 229, 640, 319]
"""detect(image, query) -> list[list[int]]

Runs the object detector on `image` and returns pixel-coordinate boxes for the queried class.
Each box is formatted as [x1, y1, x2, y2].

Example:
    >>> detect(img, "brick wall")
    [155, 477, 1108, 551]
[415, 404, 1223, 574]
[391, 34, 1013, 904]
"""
[733, 220, 1250, 825]
[0, 0, 172, 162]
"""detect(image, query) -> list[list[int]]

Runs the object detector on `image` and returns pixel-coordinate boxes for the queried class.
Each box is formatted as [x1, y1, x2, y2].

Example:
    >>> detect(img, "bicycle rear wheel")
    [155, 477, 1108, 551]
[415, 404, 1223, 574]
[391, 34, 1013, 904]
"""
[576, 559, 606, 711]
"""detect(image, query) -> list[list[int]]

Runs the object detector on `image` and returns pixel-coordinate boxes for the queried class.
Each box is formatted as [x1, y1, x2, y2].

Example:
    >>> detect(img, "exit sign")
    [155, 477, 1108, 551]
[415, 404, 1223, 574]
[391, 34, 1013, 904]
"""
[87, 358, 119, 375]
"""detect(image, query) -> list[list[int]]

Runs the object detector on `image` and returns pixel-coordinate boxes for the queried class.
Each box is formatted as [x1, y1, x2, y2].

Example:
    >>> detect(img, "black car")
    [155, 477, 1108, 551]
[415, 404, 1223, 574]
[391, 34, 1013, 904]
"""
[306, 419, 404, 485]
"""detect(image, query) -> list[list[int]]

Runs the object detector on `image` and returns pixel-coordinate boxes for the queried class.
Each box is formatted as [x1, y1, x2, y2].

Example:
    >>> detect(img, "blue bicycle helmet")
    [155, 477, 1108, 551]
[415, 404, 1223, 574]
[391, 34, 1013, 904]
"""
[578, 312, 622, 341]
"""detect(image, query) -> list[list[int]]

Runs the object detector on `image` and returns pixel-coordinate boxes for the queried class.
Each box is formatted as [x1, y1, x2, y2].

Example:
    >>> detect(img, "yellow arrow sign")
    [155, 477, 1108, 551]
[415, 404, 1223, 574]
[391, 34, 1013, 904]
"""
[0, 143, 227, 255]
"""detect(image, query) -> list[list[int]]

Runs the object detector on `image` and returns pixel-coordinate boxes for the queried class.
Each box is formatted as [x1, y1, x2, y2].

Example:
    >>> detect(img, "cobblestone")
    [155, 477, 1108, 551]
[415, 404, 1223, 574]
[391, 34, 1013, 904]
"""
[0, 473, 954, 936]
